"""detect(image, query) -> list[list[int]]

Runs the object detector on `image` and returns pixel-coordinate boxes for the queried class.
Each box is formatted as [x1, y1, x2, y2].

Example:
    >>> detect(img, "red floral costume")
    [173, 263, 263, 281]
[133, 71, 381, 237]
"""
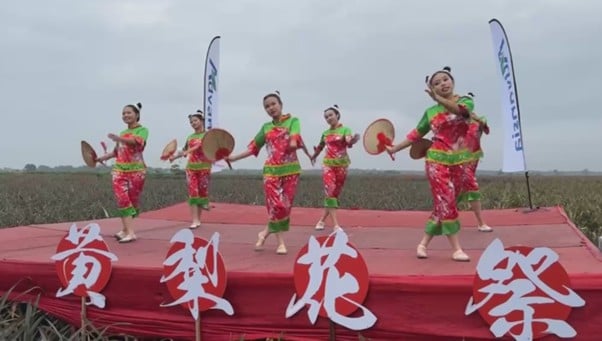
[458, 115, 489, 203]
[248, 114, 302, 233]
[112, 125, 149, 217]
[405, 97, 473, 235]
[184, 132, 211, 208]
[315, 124, 353, 208]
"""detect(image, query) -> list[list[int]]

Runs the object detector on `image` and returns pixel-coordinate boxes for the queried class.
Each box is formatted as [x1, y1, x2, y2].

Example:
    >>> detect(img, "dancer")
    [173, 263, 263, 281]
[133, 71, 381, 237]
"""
[386, 66, 472, 261]
[310, 104, 360, 231]
[460, 95, 492, 232]
[96, 102, 149, 243]
[226, 91, 310, 255]
[169, 110, 211, 229]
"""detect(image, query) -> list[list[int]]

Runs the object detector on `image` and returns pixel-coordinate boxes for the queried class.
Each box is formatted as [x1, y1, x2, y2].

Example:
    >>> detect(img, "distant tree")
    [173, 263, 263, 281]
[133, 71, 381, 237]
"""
[24, 163, 36, 172]
[38, 165, 52, 172]
[170, 164, 183, 175]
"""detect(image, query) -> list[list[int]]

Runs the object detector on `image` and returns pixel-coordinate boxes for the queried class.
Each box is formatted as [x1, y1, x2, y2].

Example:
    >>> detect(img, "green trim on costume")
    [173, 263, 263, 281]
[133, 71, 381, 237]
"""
[119, 206, 138, 218]
[457, 191, 481, 204]
[188, 197, 209, 207]
[186, 162, 211, 170]
[425, 219, 460, 236]
[323, 157, 350, 167]
[113, 162, 146, 172]
[268, 218, 290, 233]
[263, 162, 301, 177]
[425, 149, 472, 165]
[324, 197, 339, 208]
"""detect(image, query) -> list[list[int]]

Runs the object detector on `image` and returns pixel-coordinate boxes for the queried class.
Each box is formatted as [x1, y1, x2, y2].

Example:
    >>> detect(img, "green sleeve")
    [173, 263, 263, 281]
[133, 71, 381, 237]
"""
[458, 96, 475, 112]
[318, 132, 326, 148]
[253, 125, 266, 149]
[415, 112, 430, 136]
[289, 117, 300, 135]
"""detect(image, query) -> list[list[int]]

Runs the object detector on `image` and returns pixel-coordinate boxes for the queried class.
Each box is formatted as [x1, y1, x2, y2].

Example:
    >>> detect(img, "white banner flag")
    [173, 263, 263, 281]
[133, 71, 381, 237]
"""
[203, 36, 226, 172]
[204, 36, 220, 130]
[489, 19, 527, 173]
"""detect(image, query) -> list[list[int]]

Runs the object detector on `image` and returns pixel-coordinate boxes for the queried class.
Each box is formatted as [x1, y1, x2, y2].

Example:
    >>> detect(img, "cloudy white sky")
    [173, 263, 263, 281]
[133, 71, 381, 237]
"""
[1, 0, 600, 172]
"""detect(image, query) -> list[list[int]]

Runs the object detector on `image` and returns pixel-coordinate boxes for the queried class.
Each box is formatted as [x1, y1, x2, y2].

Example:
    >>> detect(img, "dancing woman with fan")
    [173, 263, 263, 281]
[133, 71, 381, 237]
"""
[459, 93, 492, 232]
[226, 91, 311, 255]
[309, 104, 360, 231]
[386, 67, 473, 262]
[168, 110, 212, 229]
[96, 102, 149, 243]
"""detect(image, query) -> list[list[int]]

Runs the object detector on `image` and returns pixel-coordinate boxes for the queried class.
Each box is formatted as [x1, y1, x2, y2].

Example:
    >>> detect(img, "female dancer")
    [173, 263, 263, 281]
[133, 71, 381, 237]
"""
[226, 91, 309, 255]
[386, 67, 472, 261]
[310, 105, 359, 231]
[460, 98, 492, 232]
[97, 102, 149, 243]
[169, 110, 211, 229]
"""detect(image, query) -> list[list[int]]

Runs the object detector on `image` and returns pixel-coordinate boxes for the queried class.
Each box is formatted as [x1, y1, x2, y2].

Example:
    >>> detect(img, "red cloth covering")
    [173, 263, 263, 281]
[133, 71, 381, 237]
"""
[2, 261, 601, 340]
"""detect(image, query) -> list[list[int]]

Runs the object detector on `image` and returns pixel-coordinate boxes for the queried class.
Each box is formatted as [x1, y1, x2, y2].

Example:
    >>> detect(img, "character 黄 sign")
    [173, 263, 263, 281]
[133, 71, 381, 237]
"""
[51, 223, 118, 308]
[465, 238, 585, 340]
[286, 229, 377, 331]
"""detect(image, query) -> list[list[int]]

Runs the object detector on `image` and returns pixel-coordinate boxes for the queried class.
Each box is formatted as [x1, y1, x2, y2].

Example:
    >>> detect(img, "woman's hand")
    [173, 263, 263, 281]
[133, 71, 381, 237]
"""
[107, 133, 120, 143]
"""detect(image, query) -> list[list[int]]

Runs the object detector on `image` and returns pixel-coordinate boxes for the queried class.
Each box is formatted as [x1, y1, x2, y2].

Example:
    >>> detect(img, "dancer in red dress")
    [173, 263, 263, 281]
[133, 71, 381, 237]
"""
[169, 110, 212, 229]
[97, 102, 148, 243]
[459, 96, 492, 232]
[386, 67, 472, 261]
[226, 91, 311, 255]
[310, 105, 360, 231]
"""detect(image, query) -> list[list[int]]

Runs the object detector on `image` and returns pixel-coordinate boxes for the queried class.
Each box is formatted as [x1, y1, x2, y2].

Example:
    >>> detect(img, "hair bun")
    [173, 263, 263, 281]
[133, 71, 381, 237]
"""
[136, 102, 142, 110]
[468, 92, 475, 97]
[274, 90, 280, 95]
[442, 66, 451, 72]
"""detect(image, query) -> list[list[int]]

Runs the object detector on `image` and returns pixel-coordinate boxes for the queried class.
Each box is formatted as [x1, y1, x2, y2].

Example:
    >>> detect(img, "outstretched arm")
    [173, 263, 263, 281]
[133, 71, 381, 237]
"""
[226, 149, 254, 162]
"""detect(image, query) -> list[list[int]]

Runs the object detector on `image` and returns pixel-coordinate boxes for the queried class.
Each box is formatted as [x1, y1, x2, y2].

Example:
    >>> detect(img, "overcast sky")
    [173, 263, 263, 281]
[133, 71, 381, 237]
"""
[1, 0, 600, 172]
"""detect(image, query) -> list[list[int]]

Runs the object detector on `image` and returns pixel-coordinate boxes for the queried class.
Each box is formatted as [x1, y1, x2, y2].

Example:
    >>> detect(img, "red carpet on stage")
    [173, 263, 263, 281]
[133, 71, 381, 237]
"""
[1, 203, 601, 340]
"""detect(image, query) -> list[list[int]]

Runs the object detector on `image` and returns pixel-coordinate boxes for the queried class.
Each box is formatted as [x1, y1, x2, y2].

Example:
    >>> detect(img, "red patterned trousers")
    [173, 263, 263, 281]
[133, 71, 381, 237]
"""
[458, 160, 481, 203]
[322, 166, 348, 208]
[264, 174, 300, 233]
[112, 171, 146, 217]
[424, 162, 463, 236]
[186, 169, 210, 208]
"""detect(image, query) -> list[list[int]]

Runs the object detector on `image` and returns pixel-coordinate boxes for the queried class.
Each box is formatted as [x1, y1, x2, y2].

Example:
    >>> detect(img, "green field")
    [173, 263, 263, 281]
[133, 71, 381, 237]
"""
[1, 172, 601, 243]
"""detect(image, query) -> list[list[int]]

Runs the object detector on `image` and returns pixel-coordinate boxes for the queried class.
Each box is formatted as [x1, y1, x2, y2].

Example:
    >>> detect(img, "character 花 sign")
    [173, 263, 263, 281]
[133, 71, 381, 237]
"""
[286, 229, 376, 331]
[160, 229, 233, 320]
[51, 223, 117, 308]
[465, 238, 585, 340]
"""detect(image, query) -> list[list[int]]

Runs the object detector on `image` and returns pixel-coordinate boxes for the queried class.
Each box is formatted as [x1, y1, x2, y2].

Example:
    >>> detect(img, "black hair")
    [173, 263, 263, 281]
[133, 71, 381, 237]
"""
[263, 90, 282, 105]
[425, 66, 454, 86]
[188, 109, 205, 121]
[125, 102, 142, 122]
[325, 104, 341, 119]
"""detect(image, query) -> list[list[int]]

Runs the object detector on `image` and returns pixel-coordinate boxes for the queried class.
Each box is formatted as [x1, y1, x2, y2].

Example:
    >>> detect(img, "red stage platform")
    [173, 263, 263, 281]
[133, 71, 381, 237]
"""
[1, 203, 601, 340]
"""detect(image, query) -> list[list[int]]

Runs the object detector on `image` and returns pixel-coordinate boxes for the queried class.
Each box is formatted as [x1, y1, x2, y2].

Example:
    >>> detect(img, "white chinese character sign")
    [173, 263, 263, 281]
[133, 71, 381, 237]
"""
[465, 238, 585, 340]
[286, 229, 377, 331]
[51, 223, 118, 309]
[160, 229, 234, 321]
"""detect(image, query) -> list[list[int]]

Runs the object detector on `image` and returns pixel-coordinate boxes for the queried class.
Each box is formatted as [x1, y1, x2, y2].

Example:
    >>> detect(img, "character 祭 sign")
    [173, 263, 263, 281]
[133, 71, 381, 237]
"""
[51, 223, 118, 308]
[285, 229, 376, 331]
[465, 238, 585, 340]
[160, 229, 234, 320]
